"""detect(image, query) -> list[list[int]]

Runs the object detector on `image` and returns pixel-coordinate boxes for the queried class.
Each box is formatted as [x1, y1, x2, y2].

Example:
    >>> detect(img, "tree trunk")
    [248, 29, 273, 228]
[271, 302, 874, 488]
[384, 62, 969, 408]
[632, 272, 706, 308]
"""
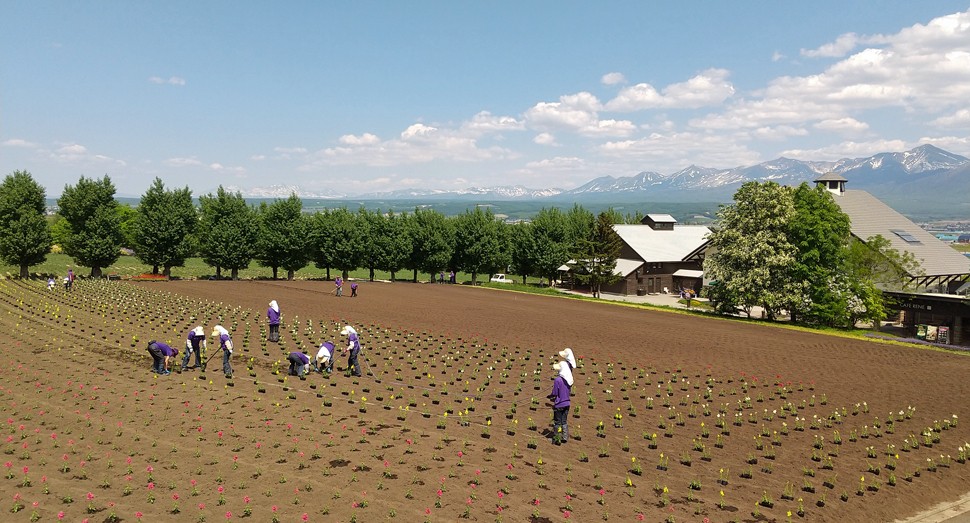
[231, 268, 239, 280]
[91, 266, 103, 278]
[342, 269, 349, 280]
[521, 275, 527, 286]
[412, 269, 418, 283]
[272, 267, 278, 280]
[287, 269, 294, 281]
[369, 267, 375, 282]
[390, 271, 396, 282]
[326, 267, 331, 280]
[152, 265, 159, 275]
[471, 272, 477, 285]
[216, 266, 222, 278]
[163, 266, 172, 278]
[19, 265, 29, 279]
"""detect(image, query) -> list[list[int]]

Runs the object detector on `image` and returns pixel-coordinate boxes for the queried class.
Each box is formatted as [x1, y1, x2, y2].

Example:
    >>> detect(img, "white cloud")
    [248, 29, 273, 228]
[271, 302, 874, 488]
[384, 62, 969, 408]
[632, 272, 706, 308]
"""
[524, 156, 587, 171]
[149, 76, 186, 85]
[750, 125, 809, 141]
[58, 144, 87, 154]
[598, 131, 762, 170]
[813, 117, 870, 135]
[800, 33, 885, 58]
[772, 51, 786, 62]
[251, 155, 266, 161]
[209, 163, 246, 175]
[2, 138, 38, 148]
[338, 133, 381, 145]
[43, 142, 125, 166]
[533, 133, 560, 146]
[693, 9, 970, 130]
[524, 92, 635, 137]
[274, 146, 308, 154]
[300, 121, 512, 169]
[460, 111, 525, 133]
[164, 157, 203, 167]
[930, 108, 970, 129]
[601, 72, 627, 85]
[605, 69, 735, 111]
[779, 139, 909, 160]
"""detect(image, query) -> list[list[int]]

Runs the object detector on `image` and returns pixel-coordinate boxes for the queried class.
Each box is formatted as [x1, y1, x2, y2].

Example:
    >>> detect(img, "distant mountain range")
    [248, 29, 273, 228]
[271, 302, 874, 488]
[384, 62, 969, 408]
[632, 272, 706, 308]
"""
[227, 145, 969, 208]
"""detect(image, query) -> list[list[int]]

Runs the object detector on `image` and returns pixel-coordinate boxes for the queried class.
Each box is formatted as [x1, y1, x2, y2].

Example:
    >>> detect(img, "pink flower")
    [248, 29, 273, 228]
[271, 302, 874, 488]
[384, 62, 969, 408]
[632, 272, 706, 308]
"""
[302, 514, 308, 522]
[425, 509, 431, 515]
[244, 496, 250, 503]
[218, 486, 224, 493]
[497, 492, 504, 499]
[352, 502, 358, 508]
[86, 492, 94, 501]
[565, 495, 571, 501]
[272, 506, 277, 512]
[58, 511, 65, 519]
[437, 489, 442, 497]
[564, 511, 570, 518]
[199, 504, 206, 510]
[191, 480, 196, 486]
[226, 511, 232, 519]
[135, 512, 143, 518]
[599, 489, 605, 496]
[148, 483, 155, 491]
[173, 493, 180, 500]
[638, 515, 645, 521]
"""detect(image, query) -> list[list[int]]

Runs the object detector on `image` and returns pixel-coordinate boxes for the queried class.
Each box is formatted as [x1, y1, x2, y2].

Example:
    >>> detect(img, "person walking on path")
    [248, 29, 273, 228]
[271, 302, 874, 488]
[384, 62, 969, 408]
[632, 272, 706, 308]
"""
[182, 326, 206, 370]
[287, 351, 311, 378]
[440, 270, 445, 284]
[341, 325, 362, 377]
[315, 341, 335, 373]
[335, 276, 343, 297]
[267, 300, 281, 342]
[147, 340, 178, 375]
[212, 325, 234, 378]
[547, 362, 572, 444]
[67, 269, 74, 291]
[450, 271, 455, 284]
[350, 282, 358, 297]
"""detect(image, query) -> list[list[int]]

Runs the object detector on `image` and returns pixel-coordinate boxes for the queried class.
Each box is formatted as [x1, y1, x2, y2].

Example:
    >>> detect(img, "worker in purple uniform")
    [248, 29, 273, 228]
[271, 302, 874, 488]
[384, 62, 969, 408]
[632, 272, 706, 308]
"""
[315, 341, 335, 373]
[350, 282, 358, 297]
[335, 276, 343, 297]
[287, 351, 311, 378]
[212, 325, 233, 379]
[147, 340, 178, 375]
[182, 326, 206, 370]
[548, 362, 572, 444]
[341, 325, 362, 377]
[267, 300, 281, 342]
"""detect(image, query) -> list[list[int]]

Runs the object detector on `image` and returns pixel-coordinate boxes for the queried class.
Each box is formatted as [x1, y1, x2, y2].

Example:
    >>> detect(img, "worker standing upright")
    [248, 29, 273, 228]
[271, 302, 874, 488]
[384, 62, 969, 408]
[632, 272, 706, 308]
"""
[267, 300, 281, 342]
[341, 325, 362, 377]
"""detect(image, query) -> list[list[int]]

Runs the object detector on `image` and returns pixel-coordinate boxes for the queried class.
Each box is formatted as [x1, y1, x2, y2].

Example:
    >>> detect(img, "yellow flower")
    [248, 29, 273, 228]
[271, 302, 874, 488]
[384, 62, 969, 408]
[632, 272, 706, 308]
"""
[631, 457, 636, 463]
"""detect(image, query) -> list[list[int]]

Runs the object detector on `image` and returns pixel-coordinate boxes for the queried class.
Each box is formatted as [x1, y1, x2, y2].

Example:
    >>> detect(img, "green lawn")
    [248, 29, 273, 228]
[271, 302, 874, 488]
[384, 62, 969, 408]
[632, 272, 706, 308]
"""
[0, 253, 480, 283]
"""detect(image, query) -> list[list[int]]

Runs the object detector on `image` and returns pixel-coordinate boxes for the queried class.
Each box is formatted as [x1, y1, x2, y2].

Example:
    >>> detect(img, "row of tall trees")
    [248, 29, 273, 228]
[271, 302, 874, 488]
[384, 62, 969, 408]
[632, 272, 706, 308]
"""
[0, 172, 622, 285]
[704, 181, 919, 328]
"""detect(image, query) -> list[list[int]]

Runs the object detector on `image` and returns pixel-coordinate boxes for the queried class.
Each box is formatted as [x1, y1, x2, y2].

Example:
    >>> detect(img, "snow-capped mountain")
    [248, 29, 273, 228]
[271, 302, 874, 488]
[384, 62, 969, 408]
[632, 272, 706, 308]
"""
[222, 184, 347, 199]
[224, 145, 967, 203]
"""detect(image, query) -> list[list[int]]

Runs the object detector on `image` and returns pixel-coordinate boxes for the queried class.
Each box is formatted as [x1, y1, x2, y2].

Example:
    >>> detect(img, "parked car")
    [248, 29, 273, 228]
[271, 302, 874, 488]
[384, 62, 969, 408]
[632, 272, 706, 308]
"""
[489, 274, 514, 284]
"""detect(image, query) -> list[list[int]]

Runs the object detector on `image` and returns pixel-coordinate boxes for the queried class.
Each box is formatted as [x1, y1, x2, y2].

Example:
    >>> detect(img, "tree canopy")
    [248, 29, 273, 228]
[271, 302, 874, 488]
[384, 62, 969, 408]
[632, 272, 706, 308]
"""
[257, 194, 310, 280]
[130, 178, 197, 276]
[0, 170, 53, 277]
[57, 175, 123, 278]
[198, 187, 259, 280]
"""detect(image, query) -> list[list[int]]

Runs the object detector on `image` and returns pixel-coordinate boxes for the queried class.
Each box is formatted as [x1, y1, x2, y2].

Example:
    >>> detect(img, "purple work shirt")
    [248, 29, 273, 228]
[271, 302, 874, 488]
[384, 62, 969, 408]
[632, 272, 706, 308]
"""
[187, 331, 205, 350]
[549, 376, 571, 408]
[267, 307, 280, 325]
[155, 342, 177, 358]
[289, 352, 310, 365]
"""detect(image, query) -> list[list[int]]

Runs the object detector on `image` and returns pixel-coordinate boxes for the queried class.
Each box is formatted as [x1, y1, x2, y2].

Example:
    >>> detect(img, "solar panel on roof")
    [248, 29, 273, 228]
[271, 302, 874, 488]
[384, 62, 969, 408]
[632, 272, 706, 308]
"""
[890, 229, 920, 243]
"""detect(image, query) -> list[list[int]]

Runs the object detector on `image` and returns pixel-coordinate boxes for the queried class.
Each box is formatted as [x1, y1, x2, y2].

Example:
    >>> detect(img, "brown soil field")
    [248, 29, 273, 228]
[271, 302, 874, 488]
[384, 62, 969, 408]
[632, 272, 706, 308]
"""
[0, 278, 968, 523]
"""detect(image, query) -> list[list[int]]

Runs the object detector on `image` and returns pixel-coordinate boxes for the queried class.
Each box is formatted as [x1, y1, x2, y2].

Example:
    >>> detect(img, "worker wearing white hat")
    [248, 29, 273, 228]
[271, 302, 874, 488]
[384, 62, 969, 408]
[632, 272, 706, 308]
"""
[341, 325, 362, 377]
[558, 348, 577, 370]
[182, 326, 206, 370]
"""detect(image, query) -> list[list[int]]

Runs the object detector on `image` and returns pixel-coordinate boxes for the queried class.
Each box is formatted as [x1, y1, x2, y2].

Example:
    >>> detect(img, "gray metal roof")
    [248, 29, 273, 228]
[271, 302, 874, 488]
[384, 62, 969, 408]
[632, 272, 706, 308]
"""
[813, 171, 848, 183]
[834, 190, 970, 277]
[613, 224, 711, 262]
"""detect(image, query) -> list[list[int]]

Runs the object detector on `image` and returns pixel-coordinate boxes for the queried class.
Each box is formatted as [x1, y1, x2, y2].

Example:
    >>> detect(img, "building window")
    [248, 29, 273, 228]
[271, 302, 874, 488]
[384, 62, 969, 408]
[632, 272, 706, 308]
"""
[650, 262, 663, 269]
[890, 229, 921, 244]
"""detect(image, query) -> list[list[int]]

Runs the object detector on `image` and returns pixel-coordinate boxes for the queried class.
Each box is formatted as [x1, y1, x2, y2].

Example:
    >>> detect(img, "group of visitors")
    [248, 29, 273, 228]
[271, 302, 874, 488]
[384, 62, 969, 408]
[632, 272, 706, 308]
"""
[47, 269, 74, 291]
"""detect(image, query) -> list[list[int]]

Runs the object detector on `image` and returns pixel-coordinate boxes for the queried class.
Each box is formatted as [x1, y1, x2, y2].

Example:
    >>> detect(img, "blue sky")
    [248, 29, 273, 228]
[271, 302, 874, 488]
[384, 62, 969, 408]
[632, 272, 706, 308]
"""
[2, 2, 969, 197]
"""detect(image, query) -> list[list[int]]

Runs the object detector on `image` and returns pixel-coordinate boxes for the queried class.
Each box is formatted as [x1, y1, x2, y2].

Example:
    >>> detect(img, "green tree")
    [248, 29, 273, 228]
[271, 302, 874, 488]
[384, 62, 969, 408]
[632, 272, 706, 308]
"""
[309, 207, 361, 280]
[407, 208, 453, 282]
[703, 181, 797, 319]
[57, 175, 123, 278]
[569, 212, 622, 298]
[257, 194, 310, 280]
[116, 203, 137, 250]
[378, 210, 413, 282]
[130, 178, 197, 277]
[0, 170, 53, 277]
[845, 234, 923, 326]
[509, 221, 536, 285]
[530, 207, 571, 285]
[451, 207, 508, 284]
[198, 186, 258, 280]
[786, 183, 852, 326]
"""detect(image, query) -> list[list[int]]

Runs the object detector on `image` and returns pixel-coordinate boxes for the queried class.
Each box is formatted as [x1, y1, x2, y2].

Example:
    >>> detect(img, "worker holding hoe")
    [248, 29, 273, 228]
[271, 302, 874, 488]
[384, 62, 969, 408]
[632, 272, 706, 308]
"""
[146, 340, 179, 375]
[341, 325, 362, 377]
[267, 300, 281, 343]
[334, 276, 343, 297]
[182, 326, 206, 370]
[315, 341, 335, 373]
[287, 351, 311, 378]
[212, 325, 234, 379]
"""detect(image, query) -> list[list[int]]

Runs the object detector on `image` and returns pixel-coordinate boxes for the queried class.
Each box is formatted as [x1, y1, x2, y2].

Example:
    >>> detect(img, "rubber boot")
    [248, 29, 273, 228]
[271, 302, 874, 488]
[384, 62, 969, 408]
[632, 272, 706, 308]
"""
[563, 423, 569, 443]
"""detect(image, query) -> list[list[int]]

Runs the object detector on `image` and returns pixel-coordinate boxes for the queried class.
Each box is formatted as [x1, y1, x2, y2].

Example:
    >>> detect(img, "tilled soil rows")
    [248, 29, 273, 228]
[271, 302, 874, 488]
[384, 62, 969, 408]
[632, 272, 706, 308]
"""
[0, 278, 967, 523]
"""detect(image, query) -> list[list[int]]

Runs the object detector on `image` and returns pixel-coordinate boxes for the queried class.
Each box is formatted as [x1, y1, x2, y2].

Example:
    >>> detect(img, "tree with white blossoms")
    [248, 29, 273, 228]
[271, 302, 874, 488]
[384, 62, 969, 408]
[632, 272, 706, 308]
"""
[704, 181, 799, 320]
